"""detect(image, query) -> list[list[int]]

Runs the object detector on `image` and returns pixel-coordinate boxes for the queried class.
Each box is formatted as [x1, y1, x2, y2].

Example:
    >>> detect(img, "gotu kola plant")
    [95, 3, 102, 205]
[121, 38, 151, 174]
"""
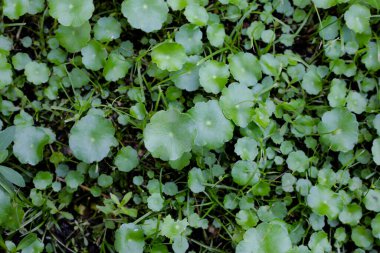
[1, 0, 380, 252]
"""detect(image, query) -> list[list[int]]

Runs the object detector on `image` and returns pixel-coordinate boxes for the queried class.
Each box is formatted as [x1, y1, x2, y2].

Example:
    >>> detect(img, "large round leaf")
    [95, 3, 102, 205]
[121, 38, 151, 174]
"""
[13, 126, 55, 166]
[228, 52, 262, 86]
[175, 24, 203, 55]
[94, 16, 121, 42]
[219, 83, 255, 127]
[234, 137, 259, 161]
[307, 185, 343, 219]
[199, 60, 230, 94]
[3, 0, 29, 20]
[171, 57, 201, 92]
[189, 100, 233, 149]
[121, 0, 169, 33]
[69, 114, 117, 163]
[231, 160, 260, 186]
[318, 108, 358, 152]
[143, 109, 195, 161]
[55, 22, 91, 53]
[301, 67, 323, 95]
[81, 40, 108, 71]
[114, 146, 139, 172]
[24, 62, 50, 85]
[115, 223, 145, 253]
[48, 0, 94, 27]
[103, 53, 132, 82]
[151, 42, 187, 72]
[236, 221, 292, 253]
[344, 4, 371, 34]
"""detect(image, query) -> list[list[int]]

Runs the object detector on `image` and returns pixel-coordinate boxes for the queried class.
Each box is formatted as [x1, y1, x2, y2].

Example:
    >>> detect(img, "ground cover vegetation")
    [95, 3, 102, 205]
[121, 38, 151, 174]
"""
[0, 0, 380, 252]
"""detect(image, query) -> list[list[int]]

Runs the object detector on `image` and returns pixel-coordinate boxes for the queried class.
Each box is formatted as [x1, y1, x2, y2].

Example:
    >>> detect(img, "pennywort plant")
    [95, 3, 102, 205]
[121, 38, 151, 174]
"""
[0, 0, 380, 252]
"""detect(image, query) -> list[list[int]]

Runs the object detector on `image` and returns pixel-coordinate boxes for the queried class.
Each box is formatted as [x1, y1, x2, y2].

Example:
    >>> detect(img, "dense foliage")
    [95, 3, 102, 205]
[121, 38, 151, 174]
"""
[0, 0, 380, 252]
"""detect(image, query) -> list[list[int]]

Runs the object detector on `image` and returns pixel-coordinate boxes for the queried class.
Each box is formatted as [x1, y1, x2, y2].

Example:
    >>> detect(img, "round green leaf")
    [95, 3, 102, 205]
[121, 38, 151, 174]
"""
[33, 171, 53, 190]
[260, 54, 281, 77]
[81, 40, 108, 71]
[13, 126, 54, 166]
[115, 223, 145, 253]
[261, 30, 275, 44]
[188, 100, 234, 149]
[160, 215, 188, 239]
[65, 170, 84, 189]
[231, 160, 260, 186]
[48, 0, 94, 27]
[175, 24, 203, 55]
[68, 68, 90, 89]
[247, 21, 265, 41]
[319, 16, 339, 40]
[114, 146, 139, 172]
[27, 0, 45, 15]
[12, 52, 32, 71]
[147, 193, 164, 211]
[236, 209, 259, 230]
[327, 79, 347, 108]
[143, 109, 195, 161]
[344, 4, 371, 34]
[236, 221, 292, 253]
[169, 152, 191, 170]
[188, 167, 206, 193]
[97, 174, 113, 188]
[24, 62, 50, 85]
[199, 60, 230, 94]
[286, 150, 309, 173]
[301, 67, 323, 95]
[318, 108, 359, 152]
[362, 42, 380, 72]
[171, 57, 201, 92]
[207, 23, 226, 47]
[94, 16, 121, 42]
[307, 185, 343, 219]
[219, 83, 255, 127]
[312, 0, 337, 9]
[103, 53, 132, 82]
[151, 42, 187, 72]
[172, 236, 189, 253]
[351, 226, 373, 249]
[234, 137, 258, 161]
[184, 4, 209, 26]
[308, 231, 331, 252]
[168, 0, 187, 10]
[338, 203, 362, 226]
[228, 52, 261, 85]
[3, 0, 29, 20]
[346, 91, 367, 114]
[69, 114, 118, 163]
[121, 0, 169, 33]
[55, 22, 91, 53]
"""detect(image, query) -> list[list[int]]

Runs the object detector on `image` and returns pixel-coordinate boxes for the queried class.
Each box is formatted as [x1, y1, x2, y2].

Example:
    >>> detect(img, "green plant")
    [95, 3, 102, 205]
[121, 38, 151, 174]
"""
[1, 0, 380, 252]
